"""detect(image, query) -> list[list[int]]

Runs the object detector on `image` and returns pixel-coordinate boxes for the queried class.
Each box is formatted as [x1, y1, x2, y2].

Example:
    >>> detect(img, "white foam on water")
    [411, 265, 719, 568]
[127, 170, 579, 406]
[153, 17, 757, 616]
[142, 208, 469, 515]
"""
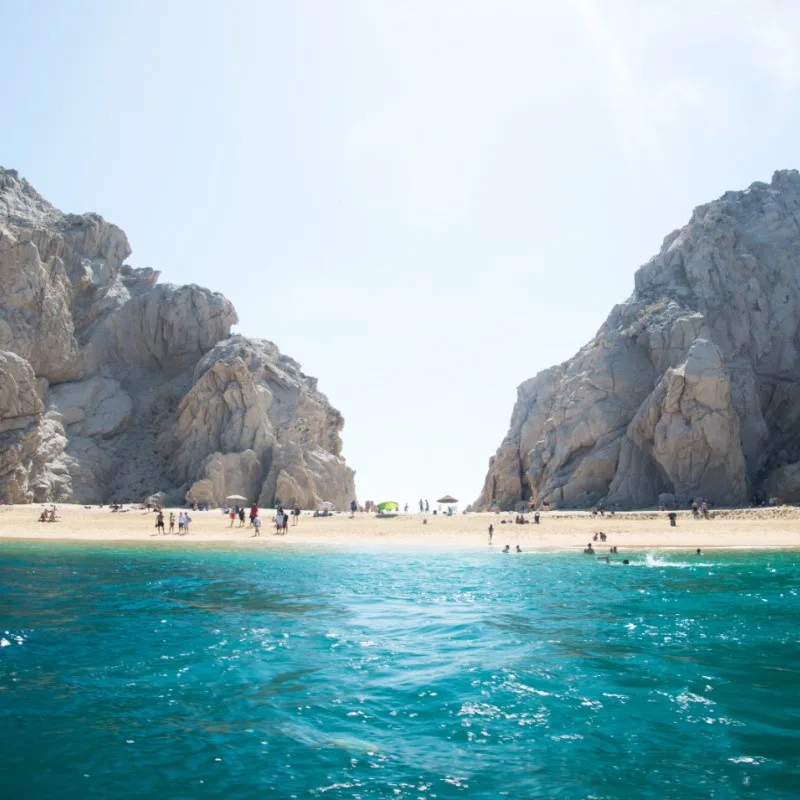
[644, 553, 713, 568]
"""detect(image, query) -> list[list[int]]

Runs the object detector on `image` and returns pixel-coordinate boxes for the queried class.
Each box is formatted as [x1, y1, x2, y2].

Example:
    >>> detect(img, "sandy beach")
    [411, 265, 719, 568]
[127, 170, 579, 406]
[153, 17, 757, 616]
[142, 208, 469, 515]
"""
[2, 504, 800, 550]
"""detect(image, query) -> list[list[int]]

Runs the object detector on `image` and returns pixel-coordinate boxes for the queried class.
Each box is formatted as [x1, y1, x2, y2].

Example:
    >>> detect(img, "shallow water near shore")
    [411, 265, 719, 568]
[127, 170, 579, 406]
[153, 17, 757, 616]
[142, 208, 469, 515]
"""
[1, 544, 799, 798]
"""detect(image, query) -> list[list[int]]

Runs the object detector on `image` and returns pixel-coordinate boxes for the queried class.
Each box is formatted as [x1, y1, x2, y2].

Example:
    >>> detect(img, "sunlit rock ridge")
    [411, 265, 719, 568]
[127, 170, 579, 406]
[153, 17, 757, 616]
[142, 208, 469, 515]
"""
[0, 167, 356, 507]
[477, 170, 800, 509]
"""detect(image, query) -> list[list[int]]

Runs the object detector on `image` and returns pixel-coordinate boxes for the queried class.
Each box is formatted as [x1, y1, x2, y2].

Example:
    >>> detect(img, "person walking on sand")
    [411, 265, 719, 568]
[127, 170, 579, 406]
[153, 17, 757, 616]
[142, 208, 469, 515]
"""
[252, 515, 262, 537]
[238, 507, 245, 527]
[488, 524, 494, 545]
[169, 512, 175, 534]
[229, 507, 236, 528]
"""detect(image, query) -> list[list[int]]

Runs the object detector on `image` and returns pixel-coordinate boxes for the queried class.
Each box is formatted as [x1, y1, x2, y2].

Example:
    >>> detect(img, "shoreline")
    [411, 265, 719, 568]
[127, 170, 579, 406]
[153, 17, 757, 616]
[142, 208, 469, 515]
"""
[1, 504, 799, 552]
[0, 537, 798, 553]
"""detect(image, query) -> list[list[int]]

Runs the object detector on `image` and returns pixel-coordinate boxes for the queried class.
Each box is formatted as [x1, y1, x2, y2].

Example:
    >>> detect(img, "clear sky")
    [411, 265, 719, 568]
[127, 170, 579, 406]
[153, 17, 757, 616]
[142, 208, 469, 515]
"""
[3, 0, 800, 507]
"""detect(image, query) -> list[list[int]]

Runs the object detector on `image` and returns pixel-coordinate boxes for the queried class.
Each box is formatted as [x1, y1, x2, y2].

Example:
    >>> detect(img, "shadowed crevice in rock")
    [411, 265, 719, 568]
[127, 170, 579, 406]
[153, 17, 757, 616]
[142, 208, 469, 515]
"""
[477, 169, 800, 509]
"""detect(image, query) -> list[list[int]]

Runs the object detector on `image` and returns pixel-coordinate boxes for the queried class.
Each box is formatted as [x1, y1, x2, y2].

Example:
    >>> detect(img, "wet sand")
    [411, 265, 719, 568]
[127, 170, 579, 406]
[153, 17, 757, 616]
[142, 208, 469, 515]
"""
[1, 504, 799, 550]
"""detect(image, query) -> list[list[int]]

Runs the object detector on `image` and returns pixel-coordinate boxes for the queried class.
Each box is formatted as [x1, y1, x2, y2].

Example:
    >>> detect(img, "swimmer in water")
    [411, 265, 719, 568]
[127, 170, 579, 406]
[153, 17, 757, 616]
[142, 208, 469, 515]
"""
[622, 559, 630, 565]
[515, 545, 522, 552]
[696, 548, 702, 555]
[502, 545, 510, 553]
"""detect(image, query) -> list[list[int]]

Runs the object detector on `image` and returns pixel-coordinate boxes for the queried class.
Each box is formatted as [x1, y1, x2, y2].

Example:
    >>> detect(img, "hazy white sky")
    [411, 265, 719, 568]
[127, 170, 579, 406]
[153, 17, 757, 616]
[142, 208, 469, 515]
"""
[3, 0, 800, 506]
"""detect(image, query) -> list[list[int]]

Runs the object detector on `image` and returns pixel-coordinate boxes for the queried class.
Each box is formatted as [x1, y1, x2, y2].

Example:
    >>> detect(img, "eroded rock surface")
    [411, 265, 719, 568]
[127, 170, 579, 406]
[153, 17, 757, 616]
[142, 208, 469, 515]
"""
[0, 167, 356, 507]
[478, 170, 800, 509]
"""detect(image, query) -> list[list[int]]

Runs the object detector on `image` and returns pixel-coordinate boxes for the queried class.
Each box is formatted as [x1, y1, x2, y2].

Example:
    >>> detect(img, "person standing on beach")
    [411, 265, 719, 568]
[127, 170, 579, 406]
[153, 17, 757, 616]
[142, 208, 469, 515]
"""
[168, 512, 175, 534]
[155, 511, 165, 534]
[419, 499, 424, 513]
[488, 524, 494, 544]
[238, 507, 245, 527]
[229, 507, 236, 527]
[253, 515, 262, 537]
[183, 513, 192, 534]
[425, 499, 430, 513]
[293, 505, 300, 525]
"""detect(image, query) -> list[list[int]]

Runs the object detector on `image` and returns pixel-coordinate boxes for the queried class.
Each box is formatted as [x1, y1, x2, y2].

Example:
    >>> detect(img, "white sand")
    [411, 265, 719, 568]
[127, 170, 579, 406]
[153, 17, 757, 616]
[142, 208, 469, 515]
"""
[2, 504, 799, 550]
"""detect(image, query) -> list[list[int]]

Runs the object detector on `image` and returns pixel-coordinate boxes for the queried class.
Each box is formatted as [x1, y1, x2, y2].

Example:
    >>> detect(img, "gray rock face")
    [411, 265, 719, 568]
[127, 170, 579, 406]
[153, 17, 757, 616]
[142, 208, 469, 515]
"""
[177, 336, 355, 509]
[0, 167, 356, 507]
[478, 170, 800, 509]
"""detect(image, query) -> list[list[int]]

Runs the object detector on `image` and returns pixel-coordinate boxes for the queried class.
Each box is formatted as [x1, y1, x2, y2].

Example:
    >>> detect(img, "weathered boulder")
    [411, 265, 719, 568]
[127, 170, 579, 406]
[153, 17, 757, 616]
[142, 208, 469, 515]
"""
[175, 337, 356, 508]
[478, 170, 800, 509]
[46, 377, 132, 438]
[187, 451, 263, 506]
[612, 339, 747, 506]
[100, 283, 236, 371]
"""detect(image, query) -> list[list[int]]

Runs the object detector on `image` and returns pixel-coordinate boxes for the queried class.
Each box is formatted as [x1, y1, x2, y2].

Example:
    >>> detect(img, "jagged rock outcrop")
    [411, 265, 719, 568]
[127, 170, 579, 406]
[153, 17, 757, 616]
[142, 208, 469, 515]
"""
[478, 170, 800, 509]
[0, 167, 356, 507]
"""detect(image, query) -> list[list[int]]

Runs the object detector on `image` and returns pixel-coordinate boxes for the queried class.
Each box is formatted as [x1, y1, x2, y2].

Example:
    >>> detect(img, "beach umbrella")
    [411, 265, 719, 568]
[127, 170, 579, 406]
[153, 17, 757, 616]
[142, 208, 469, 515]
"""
[226, 494, 248, 501]
[437, 495, 458, 504]
[376, 501, 398, 512]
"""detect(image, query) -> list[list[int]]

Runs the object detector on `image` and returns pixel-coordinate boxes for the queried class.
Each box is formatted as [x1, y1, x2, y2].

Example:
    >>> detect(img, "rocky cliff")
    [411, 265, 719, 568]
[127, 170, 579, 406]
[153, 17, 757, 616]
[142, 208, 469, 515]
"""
[477, 170, 800, 509]
[0, 167, 356, 508]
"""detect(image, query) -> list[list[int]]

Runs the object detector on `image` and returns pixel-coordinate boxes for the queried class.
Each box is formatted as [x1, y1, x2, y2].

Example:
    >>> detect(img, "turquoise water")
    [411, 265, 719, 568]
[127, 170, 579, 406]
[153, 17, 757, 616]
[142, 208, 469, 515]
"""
[1, 544, 799, 799]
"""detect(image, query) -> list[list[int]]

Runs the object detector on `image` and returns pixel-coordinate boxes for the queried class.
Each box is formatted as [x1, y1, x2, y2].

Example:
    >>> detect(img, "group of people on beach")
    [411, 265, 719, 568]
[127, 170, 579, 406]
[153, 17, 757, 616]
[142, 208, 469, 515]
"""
[223, 503, 301, 537]
[154, 511, 191, 534]
[37, 506, 59, 523]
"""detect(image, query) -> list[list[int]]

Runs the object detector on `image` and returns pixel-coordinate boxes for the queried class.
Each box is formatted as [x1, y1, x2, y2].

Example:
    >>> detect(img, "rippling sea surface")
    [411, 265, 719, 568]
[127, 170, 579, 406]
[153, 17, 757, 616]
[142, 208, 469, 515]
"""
[1, 544, 799, 799]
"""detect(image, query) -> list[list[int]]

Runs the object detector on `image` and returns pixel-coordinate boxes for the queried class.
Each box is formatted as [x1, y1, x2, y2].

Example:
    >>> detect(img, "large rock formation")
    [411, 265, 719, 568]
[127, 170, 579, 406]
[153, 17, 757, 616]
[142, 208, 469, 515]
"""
[478, 170, 800, 509]
[0, 167, 356, 507]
